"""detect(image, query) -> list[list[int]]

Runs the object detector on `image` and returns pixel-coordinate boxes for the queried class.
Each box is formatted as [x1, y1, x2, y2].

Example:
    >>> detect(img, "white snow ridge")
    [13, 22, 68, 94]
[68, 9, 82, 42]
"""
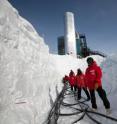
[0, 0, 117, 124]
[0, 0, 62, 124]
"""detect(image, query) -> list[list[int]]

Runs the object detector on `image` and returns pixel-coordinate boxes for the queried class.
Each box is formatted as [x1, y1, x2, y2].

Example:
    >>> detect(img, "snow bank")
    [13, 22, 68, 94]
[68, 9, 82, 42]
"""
[101, 55, 117, 112]
[50, 54, 104, 76]
[0, 0, 62, 124]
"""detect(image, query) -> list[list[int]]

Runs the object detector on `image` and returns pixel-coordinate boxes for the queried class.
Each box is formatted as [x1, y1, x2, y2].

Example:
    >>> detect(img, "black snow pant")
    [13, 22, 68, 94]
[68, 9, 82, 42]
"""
[78, 87, 90, 100]
[89, 87, 110, 109]
[71, 85, 77, 92]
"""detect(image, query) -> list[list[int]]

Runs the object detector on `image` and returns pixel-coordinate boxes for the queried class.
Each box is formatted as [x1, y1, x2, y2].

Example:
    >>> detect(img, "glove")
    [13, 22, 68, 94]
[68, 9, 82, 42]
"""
[95, 83, 98, 90]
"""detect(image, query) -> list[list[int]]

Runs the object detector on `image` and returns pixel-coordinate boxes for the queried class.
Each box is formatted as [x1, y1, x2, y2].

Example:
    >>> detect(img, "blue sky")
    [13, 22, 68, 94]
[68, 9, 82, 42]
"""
[9, 0, 117, 54]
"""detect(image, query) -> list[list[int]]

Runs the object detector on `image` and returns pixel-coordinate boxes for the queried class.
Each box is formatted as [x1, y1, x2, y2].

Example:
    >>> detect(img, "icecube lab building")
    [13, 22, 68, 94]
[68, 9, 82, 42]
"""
[58, 12, 88, 57]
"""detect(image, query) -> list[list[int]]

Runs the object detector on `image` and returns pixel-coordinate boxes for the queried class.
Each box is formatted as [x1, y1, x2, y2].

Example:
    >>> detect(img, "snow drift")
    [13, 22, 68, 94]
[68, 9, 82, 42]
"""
[0, 0, 62, 124]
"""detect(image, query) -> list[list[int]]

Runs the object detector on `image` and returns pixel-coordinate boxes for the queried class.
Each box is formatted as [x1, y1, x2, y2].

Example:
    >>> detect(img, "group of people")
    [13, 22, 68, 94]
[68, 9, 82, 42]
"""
[63, 57, 110, 113]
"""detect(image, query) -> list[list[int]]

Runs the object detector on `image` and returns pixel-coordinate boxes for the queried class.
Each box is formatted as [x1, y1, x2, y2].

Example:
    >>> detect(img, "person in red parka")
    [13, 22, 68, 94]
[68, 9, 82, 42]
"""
[69, 70, 76, 91]
[85, 57, 110, 112]
[62, 75, 69, 84]
[76, 69, 90, 100]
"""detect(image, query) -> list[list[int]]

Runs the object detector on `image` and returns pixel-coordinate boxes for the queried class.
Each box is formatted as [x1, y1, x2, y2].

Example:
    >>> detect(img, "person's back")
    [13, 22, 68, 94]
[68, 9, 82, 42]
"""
[76, 73, 86, 88]
[76, 69, 90, 100]
[69, 70, 76, 91]
[63, 75, 69, 84]
[69, 74, 75, 86]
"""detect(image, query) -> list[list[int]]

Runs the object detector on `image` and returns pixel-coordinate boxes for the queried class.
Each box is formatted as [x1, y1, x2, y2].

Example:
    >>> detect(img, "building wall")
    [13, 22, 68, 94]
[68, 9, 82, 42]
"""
[76, 38, 81, 55]
[57, 34, 88, 57]
[58, 36, 65, 55]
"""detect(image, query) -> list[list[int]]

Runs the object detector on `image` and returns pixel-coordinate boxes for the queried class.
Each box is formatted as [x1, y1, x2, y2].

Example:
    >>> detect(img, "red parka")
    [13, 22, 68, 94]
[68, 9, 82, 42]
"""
[85, 61, 102, 90]
[63, 75, 69, 83]
[76, 74, 86, 88]
[69, 75, 76, 86]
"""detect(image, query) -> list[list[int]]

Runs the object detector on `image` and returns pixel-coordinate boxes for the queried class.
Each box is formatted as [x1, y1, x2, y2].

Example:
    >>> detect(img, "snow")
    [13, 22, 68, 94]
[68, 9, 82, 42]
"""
[0, 0, 117, 124]
[0, 0, 62, 124]
[56, 54, 117, 124]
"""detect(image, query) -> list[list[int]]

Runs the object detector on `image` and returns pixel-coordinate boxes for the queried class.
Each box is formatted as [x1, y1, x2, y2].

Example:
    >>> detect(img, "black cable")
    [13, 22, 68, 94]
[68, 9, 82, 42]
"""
[47, 83, 117, 124]
[59, 111, 83, 116]
[86, 109, 117, 122]
[86, 112, 101, 124]
[62, 88, 117, 123]
[72, 112, 86, 124]
[62, 99, 89, 107]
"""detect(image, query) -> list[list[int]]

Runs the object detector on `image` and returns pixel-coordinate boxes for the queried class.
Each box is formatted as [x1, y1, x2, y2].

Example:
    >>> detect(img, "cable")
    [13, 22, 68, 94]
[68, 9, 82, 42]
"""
[72, 112, 86, 124]
[47, 83, 117, 124]
[86, 112, 101, 124]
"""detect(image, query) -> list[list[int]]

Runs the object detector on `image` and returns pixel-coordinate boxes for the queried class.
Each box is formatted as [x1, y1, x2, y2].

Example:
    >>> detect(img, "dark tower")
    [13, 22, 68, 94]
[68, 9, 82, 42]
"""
[79, 34, 89, 57]
[58, 36, 65, 55]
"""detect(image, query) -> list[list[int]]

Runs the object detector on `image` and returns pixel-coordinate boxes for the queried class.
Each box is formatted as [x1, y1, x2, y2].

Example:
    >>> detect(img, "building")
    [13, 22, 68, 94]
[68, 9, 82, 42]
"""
[58, 11, 106, 58]
[57, 36, 65, 55]
[79, 34, 89, 57]
[58, 33, 88, 57]
[58, 12, 89, 57]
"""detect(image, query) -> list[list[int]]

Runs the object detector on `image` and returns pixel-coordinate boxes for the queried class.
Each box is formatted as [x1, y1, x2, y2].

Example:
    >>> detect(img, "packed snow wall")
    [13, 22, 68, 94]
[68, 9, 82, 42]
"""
[101, 55, 117, 96]
[0, 0, 62, 124]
